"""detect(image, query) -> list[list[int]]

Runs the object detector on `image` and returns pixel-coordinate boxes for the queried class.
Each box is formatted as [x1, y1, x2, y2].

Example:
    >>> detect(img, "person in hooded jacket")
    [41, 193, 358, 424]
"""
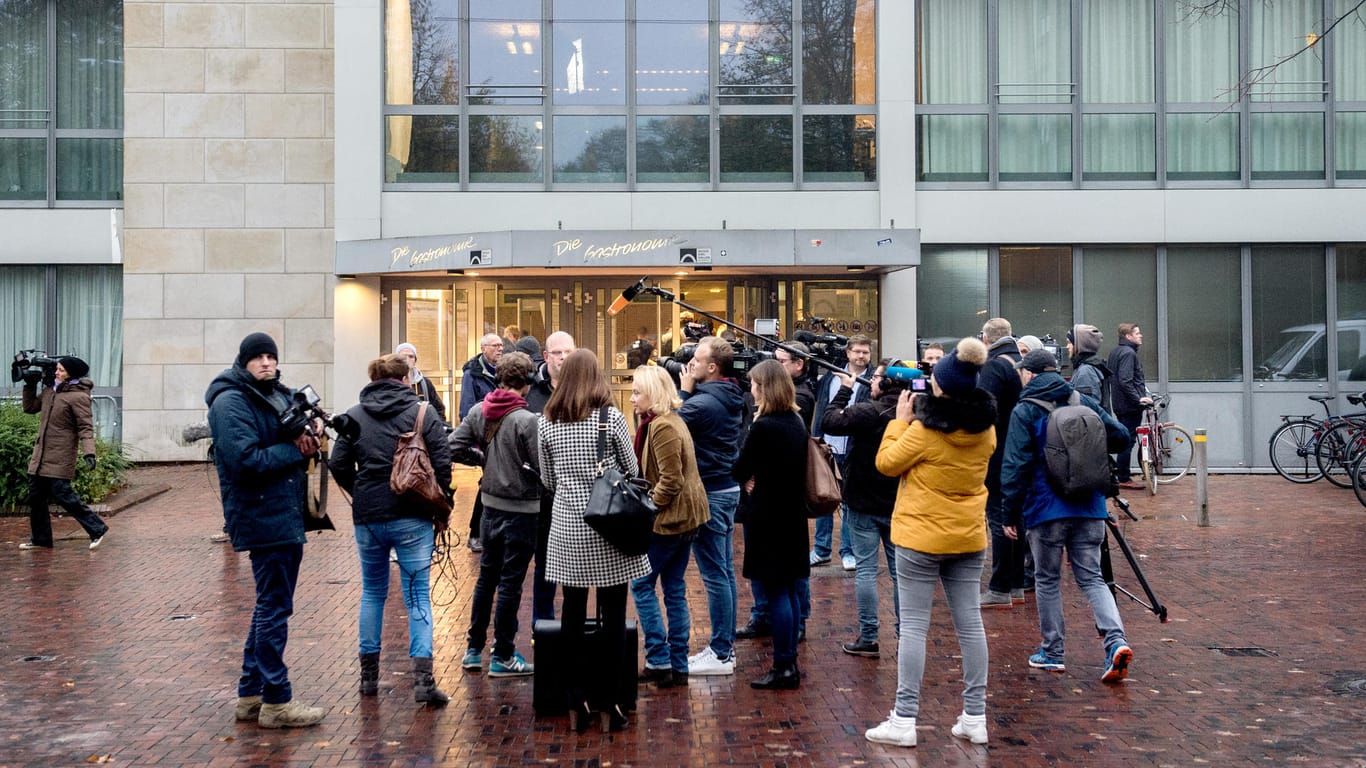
[19, 355, 109, 551]
[867, 337, 997, 748]
[449, 351, 542, 678]
[977, 317, 1027, 608]
[394, 342, 447, 422]
[820, 358, 907, 658]
[1066, 324, 1112, 412]
[206, 332, 326, 728]
[328, 354, 453, 706]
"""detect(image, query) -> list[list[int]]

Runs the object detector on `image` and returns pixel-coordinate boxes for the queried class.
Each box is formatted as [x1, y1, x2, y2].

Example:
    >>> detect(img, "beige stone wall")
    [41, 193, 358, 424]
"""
[123, 1, 335, 460]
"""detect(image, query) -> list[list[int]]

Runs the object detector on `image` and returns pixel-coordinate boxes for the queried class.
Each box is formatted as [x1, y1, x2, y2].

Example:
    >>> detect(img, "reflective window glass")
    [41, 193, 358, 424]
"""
[471, 0, 538, 16]
[0, 266, 46, 360]
[1083, 114, 1155, 181]
[1252, 246, 1327, 381]
[1250, 0, 1323, 102]
[637, 22, 709, 105]
[57, 0, 122, 129]
[803, 114, 875, 182]
[1336, 0, 1366, 101]
[916, 0, 986, 104]
[57, 138, 121, 200]
[1339, 245, 1366, 382]
[1166, 3, 1237, 103]
[917, 115, 987, 182]
[469, 115, 544, 183]
[802, 0, 875, 105]
[916, 248, 988, 347]
[999, 114, 1071, 181]
[1000, 246, 1073, 342]
[0, 138, 45, 200]
[998, 0, 1071, 104]
[57, 265, 122, 387]
[1167, 248, 1242, 381]
[469, 20, 543, 104]
[720, 115, 792, 182]
[386, 0, 459, 105]
[0, 0, 48, 129]
[553, 20, 625, 105]
[638, 0, 708, 21]
[1251, 112, 1324, 180]
[386, 115, 459, 183]
[636, 115, 708, 182]
[1081, 0, 1153, 103]
[1166, 113, 1239, 181]
[1337, 112, 1366, 180]
[553, 115, 626, 183]
[1081, 248, 1157, 378]
[720, 0, 793, 104]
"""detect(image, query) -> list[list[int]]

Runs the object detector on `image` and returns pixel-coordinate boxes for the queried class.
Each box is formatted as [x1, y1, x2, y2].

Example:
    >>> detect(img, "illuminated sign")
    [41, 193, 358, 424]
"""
[390, 237, 479, 268]
[553, 235, 677, 262]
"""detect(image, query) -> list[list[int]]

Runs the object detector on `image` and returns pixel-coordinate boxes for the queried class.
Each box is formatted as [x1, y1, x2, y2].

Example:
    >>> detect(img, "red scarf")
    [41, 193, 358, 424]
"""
[633, 411, 657, 464]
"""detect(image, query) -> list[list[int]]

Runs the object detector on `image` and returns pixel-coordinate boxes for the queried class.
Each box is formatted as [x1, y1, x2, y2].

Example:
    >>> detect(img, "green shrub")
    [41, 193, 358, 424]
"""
[0, 400, 131, 513]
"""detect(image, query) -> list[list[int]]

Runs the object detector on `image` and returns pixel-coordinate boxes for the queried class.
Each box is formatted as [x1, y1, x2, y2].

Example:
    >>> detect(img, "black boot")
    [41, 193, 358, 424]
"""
[413, 657, 450, 706]
[605, 704, 630, 732]
[750, 662, 801, 690]
[359, 652, 380, 696]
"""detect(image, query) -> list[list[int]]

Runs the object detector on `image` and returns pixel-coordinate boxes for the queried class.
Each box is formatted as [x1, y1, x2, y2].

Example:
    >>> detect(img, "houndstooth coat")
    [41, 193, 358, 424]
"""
[538, 407, 651, 588]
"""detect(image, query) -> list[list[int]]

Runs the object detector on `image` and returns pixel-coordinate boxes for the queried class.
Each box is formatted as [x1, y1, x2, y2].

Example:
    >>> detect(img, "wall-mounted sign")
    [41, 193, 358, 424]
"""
[470, 249, 491, 266]
[680, 247, 712, 265]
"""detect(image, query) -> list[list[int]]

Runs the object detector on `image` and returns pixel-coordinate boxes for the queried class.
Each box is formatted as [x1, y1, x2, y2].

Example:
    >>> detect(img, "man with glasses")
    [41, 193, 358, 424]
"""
[811, 334, 874, 571]
[459, 333, 505, 552]
[525, 331, 575, 620]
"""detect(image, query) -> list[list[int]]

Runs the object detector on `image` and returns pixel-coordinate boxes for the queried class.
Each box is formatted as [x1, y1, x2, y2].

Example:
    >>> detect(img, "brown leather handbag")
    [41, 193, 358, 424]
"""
[805, 437, 843, 518]
[389, 401, 452, 530]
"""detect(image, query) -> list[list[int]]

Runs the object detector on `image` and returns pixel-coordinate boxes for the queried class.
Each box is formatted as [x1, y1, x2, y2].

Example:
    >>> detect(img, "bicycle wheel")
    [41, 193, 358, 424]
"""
[1353, 451, 1366, 509]
[1268, 419, 1323, 483]
[1154, 425, 1194, 484]
[1314, 421, 1362, 489]
[1139, 440, 1157, 495]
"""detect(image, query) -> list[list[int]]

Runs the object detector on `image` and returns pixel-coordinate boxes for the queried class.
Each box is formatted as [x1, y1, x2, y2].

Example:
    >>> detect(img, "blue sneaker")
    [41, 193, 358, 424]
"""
[1028, 651, 1065, 672]
[461, 648, 482, 671]
[490, 651, 534, 677]
[1102, 644, 1133, 683]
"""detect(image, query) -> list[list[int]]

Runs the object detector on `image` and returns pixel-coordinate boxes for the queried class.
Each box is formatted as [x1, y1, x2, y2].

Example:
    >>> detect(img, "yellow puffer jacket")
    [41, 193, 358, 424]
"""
[875, 390, 997, 555]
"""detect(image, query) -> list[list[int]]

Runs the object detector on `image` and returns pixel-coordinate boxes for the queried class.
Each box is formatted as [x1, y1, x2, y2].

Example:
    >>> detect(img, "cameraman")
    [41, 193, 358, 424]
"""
[205, 332, 326, 729]
[18, 356, 109, 551]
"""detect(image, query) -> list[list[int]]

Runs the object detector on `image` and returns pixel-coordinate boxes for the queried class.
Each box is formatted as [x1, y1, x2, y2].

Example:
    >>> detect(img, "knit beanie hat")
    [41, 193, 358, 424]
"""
[931, 337, 989, 397]
[1017, 334, 1043, 353]
[1067, 324, 1103, 356]
[515, 335, 542, 358]
[59, 356, 90, 380]
[394, 342, 418, 360]
[236, 332, 279, 367]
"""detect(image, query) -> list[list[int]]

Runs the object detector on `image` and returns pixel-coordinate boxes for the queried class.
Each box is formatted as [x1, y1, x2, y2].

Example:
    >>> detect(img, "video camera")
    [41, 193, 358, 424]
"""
[11, 350, 60, 386]
[658, 337, 772, 389]
[278, 384, 360, 442]
[794, 316, 849, 369]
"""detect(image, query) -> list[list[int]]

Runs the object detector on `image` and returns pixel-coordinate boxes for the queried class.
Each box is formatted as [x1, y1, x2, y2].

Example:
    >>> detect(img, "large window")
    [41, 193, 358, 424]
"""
[382, 0, 877, 188]
[0, 265, 123, 388]
[1168, 248, 1242, 381]
[0, 0, 122, 205]
[1081, 248, 1157, 377]
[915, 248, 988, 350]
[1252, 247, 1327, 381]
[916, 0, 1364, 188]
[1000, 247, 1073, 343]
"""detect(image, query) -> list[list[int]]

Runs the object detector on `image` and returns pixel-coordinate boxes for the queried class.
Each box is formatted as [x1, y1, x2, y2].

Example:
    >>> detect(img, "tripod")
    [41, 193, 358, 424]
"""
[1104, 495, 1168, 622]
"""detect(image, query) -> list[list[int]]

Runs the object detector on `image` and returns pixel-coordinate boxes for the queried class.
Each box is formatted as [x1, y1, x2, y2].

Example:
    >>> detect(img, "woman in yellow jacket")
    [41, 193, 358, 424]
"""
[866, 338, 998, 748]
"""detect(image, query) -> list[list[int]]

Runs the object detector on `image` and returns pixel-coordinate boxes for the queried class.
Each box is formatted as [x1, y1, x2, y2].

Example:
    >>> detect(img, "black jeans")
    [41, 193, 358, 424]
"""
[1115, 410, 1143, 481]
[532, 495, 557, 621]
[560, 583, 628, 710]
[28, 475, 108, 547]
[466, 506, 538, 659]
[986, 494, 1027, 594]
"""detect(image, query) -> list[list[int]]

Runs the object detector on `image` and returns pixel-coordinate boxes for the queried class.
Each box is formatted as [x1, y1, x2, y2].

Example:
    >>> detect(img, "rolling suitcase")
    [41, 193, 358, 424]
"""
[531, 617, 639, 716]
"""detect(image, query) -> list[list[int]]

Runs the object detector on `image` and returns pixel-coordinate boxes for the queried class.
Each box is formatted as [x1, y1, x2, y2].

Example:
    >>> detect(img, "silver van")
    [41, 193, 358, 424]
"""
[1255, 318, 1366, 382]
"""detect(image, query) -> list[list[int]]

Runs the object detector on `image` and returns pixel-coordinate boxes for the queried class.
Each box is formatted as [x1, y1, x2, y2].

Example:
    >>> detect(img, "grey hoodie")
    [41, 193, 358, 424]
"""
[449, 392, 542, 514]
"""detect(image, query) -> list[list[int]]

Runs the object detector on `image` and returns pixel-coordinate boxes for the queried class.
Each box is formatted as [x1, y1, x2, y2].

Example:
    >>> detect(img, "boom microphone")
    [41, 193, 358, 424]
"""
[607, 276, 648, 316]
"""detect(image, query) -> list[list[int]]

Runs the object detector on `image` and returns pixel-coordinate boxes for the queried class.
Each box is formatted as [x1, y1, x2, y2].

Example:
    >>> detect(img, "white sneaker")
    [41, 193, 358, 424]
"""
[951, 711, 989, 744]
[842, 554, 857, 571]
[687, 647, 735, 676]
[865, 711, 917, 747]
[89, 533, 107, 550]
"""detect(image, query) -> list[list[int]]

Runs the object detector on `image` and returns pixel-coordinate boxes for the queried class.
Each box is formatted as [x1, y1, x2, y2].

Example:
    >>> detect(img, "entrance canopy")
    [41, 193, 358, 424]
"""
[336, 228, 919, 276]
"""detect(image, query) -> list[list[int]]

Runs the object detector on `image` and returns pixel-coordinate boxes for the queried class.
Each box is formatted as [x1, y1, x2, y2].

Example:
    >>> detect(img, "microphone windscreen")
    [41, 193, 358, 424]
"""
[883, 366, 924, 382]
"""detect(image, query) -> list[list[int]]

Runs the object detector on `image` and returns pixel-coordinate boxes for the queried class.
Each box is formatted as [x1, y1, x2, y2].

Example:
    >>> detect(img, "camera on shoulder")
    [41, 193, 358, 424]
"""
[278, 384, 360, 441]
[11, 350, 59, 386]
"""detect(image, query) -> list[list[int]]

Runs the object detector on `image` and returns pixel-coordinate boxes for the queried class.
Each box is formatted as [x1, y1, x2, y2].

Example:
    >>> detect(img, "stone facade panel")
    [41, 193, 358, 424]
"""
[120, 365, 164, 411]
[244, 94, 326, 138]
[244, 274, 325, 318]
[124, 3, 164, 48]
[244, 184, 326, 227]
[284, 139, 333, 183]
[163, 364, 232, 410]
[123, 319, 206, 365]
[284, 228, 334, 273]
[205, 319, 286, 365]
[165, 94, 245, 138]
[206, 228, 286, 272]
[124, 48, 205, 93]
[123, 184, 165, 228]
[164, 184, 246, 228]
[164, 4, 245, 48]
[120, 410, 216, 463]
[123, 228, 204, 273]
[164, 274, 247, 318]
[245, 5, 326, 48]
[124, 138, 204, 183]
[285, 49, 333, 92]
[285, 318, 334, 363]
[206, 139, 285, 183]
[122, 274, 165, 319]
[124, 93, 165, 138]
[206, 49, 285, 93]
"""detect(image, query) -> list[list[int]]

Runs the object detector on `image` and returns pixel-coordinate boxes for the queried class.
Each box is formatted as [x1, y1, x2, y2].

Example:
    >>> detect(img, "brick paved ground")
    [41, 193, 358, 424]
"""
[2, 466, 1364, 767]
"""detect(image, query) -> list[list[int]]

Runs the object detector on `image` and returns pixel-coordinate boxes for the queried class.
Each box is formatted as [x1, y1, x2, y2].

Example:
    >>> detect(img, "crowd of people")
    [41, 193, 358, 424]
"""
[189, 319, 1147, 744]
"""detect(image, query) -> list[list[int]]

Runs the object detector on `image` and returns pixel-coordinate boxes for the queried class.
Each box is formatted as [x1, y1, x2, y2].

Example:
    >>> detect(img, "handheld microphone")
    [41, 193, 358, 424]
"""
[882, 366, 924, 383]
[607, 276, 648, 316]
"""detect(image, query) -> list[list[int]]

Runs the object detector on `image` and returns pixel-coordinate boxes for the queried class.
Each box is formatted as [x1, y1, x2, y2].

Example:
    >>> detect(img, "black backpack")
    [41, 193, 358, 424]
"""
[1023, 393, 1112, 499]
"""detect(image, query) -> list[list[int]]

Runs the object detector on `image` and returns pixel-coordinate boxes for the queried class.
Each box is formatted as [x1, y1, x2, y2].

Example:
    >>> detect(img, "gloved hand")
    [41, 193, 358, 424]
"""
[83, 454, 97, 470]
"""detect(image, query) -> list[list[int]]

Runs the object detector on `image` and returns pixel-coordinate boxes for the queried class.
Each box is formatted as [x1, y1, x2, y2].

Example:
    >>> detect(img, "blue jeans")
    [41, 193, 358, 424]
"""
[239, 543, 303, 704]
[691, 487, 739, 659]
[848, 508, 898, 644]
[631, 532, 693, 671]
[745, 519, 810, 630]
[813, 454, 853, 559]
[763, 578, 801, 666]
[467, 506, 538, 660]
[893, 547, 988, 719]
[1026, 517, 1128, 660]
[355, 517, 436, 658]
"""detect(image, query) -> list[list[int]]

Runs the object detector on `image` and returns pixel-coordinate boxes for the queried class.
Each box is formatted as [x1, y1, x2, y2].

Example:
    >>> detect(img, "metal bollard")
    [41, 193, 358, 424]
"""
[1195, 428, 1209, 527]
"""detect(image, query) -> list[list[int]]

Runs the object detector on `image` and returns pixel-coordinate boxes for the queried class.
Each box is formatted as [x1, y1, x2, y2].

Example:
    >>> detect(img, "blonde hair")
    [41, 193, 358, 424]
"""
[749, 359, 798, 416]
[632, 366, 682, 416]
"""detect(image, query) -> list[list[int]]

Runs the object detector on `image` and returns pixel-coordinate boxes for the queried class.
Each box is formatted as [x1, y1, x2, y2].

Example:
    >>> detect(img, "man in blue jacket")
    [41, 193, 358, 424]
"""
[678, 336, 748, 676]
[1000, 349, 1135, 684]
[206, 332, 326, 728]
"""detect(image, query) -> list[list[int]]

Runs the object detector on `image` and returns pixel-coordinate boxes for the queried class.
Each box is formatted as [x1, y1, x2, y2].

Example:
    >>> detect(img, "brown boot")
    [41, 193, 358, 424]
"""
[413, 657, 450, 706]
[234, 696, 261, 722]
[258, 699, 325, 728]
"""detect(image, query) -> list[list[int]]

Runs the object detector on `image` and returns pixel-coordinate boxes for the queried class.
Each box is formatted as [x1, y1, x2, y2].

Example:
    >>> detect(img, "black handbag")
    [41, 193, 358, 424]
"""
[583, 407, 657, 556]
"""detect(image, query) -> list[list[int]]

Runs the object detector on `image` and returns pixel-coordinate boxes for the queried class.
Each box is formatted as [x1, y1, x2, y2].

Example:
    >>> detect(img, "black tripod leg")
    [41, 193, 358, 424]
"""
[1105, 516, 1169, 622]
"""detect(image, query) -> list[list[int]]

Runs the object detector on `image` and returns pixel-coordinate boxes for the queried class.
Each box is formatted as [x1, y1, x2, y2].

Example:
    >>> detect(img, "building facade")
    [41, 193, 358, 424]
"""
[1, 0, 1363, 468]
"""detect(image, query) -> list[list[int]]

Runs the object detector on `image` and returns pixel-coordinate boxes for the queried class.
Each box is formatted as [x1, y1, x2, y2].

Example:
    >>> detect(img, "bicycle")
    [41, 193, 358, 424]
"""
[1134, 393, 1193, 496]
[1312, 393, 1366, 488]
[1267, 393, 1365, 484]
[1352, 449, 1366, 508]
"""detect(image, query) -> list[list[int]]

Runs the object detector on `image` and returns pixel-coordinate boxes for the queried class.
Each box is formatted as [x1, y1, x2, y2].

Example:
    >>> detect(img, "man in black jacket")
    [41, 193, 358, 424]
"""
[977, 317, 1026, 608]
[1107, 323, 1152, 487]
[525, 330, 574, 620]
[821, 359, 905, 658]
[206, 332, 325, 729]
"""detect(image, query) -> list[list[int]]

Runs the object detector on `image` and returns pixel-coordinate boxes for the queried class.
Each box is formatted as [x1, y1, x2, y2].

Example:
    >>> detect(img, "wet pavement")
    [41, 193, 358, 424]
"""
[2, 465, 1364, 767]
